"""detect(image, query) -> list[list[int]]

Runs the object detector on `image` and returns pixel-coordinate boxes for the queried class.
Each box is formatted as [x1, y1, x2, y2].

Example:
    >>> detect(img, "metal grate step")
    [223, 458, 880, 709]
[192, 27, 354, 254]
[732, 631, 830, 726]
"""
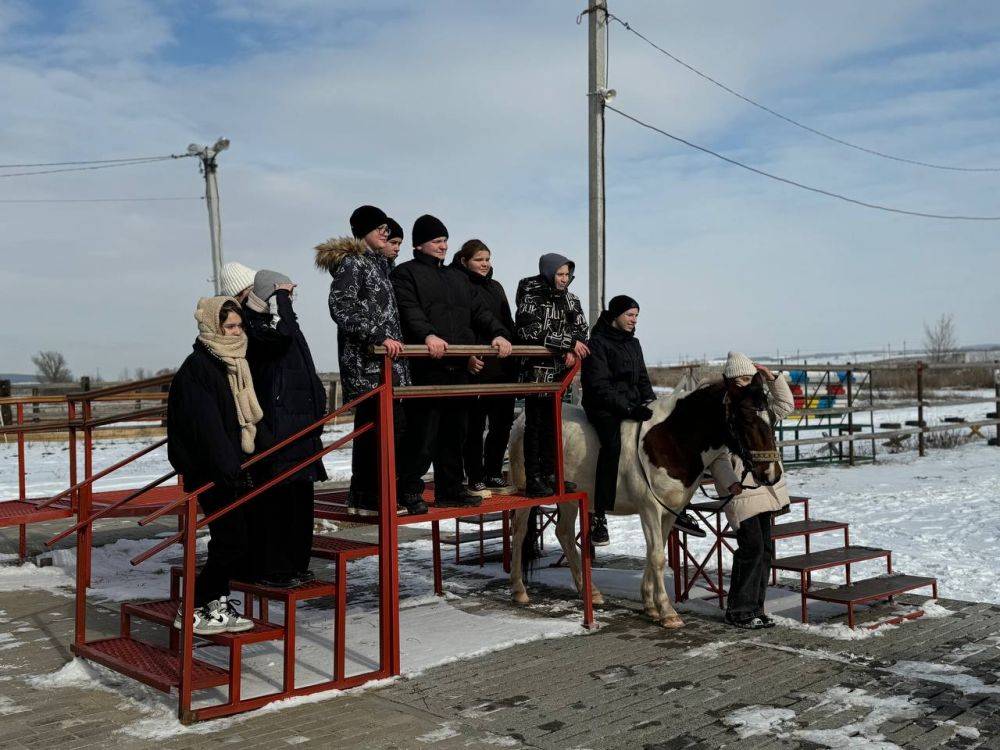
[773, 546, 890, 573]
[310, 536, 378, 561]
[74, 637, 229, 692]
[807, 574, 937, 605]
[123, 599, 284, 645]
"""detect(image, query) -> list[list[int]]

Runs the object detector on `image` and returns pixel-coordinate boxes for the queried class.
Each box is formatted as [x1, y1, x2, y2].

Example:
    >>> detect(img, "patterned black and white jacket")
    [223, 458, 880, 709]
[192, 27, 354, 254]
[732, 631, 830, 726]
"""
[515, 253, 589, 383]
[315, 236, 411, 401]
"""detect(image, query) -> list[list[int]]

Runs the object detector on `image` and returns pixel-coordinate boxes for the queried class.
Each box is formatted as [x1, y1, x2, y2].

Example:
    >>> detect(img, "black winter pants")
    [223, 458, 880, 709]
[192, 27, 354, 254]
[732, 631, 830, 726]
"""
[587, 412, 623, 516]
[726, 511, 774, 618]
[523, 396, 556, 481]
[248, 479, 315, 578]
[195, 486, 250, 607]
[398, 398, 468, 499]
[351, 398, 407, 499]
[463, 396, 515, 483]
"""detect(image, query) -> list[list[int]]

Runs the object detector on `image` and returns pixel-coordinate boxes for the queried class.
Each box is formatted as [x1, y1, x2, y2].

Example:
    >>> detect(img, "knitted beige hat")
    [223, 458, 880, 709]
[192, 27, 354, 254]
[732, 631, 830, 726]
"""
[723, 351, 756, 379]
[220, 262, 256, 297]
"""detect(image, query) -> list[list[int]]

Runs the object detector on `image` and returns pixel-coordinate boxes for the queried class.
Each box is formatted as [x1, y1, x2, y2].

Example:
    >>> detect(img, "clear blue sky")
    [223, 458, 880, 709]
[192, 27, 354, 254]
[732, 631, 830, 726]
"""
[1, 1, 998, 376]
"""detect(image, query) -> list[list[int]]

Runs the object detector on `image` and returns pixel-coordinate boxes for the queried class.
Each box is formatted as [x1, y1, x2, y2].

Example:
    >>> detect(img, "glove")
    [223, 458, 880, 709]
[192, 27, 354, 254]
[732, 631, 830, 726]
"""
[630, 404, 654, 422]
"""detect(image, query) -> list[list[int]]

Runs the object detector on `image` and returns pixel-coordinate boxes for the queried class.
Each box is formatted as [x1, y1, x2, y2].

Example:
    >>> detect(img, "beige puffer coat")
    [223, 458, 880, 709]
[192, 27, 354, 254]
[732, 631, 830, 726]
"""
[709, 373, 795, 529]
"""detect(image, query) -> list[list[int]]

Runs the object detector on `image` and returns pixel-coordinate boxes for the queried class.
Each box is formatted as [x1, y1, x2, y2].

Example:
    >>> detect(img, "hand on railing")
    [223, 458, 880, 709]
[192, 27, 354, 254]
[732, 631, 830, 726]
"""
[425, 335, 448, 359]
[492, 337, 513, 358]
[382, 338, 405, 359]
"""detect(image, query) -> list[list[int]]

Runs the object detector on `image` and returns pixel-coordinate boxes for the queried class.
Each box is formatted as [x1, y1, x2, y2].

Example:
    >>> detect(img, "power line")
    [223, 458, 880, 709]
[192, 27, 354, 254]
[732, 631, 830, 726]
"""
[605, 104, 1000, 221]
[0, 196, 203, 204]
[0, 154, 192, 169]
[604, 11, 1000, 173]
[0, 154, 192, 178]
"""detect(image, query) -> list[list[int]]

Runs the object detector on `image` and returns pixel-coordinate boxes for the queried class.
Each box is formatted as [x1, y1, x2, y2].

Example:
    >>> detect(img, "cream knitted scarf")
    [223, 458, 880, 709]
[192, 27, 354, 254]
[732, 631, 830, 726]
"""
[194, 296, 264, 454]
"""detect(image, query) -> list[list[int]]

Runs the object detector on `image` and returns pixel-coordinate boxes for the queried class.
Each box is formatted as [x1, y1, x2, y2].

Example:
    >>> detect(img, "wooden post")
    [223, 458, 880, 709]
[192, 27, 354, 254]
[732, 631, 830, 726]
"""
[0, 379, 10, 428]
[993, 360, 999, 447]
[31, 387, 40, 416]
[917, 361, 925, 457]
[846, 368, 854, 466]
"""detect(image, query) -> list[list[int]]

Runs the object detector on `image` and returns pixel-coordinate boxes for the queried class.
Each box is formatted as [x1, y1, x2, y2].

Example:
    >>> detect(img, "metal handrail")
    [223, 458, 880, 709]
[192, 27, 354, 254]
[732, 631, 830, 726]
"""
[136, 386, 383, 527]
[44, 471, 178, 547]
[34, 438, 168, 509]
[131, 422, 374, 566]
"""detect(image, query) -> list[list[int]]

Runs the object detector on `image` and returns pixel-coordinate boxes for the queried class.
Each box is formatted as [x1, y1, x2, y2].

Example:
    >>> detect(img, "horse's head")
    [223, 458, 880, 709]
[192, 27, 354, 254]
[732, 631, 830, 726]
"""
[724, 372, 782, 487]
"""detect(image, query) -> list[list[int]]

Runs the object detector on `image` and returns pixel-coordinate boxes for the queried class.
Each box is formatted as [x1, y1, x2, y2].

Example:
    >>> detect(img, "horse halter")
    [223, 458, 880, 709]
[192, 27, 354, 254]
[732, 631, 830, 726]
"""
[723, 397, 783, 488]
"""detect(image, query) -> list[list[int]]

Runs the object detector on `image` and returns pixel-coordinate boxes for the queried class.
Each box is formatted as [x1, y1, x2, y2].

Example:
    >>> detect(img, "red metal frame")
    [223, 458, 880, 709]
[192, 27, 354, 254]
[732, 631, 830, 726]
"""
[59, 345, 592, 723]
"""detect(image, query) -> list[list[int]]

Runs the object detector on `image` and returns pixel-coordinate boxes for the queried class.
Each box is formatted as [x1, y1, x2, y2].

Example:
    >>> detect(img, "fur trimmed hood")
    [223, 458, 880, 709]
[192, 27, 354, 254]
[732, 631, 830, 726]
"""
[315, 236, 368, 274]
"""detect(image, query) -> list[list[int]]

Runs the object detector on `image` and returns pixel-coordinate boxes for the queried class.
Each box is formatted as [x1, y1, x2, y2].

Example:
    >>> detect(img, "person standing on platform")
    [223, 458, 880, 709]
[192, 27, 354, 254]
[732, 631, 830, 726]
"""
[219, 261, 257, 302]
[515, 253, 589, 497]
[451, 239, 517, 496]
[384, 218, 404, 262]
[391, 215, 513, 508]
[242, 268, 328, 587]
[316, 205, 426, 516]
[167, 296, 259, 635]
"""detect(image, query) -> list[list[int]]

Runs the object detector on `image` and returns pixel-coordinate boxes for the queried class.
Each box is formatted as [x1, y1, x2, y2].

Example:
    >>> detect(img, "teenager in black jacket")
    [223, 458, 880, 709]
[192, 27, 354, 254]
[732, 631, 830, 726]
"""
[515, 253, 589, 497]
[581, 295, 703, 544]
[451, 239, 517, 495]
[167, 296, 261, 636]
[391, 215, 513, 507]
[242, 269, 328, 587]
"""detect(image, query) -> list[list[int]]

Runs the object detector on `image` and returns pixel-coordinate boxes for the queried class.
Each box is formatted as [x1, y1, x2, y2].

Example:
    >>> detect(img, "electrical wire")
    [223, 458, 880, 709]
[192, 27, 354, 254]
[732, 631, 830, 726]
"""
[0, 154, 192, 178]
[0, 154, 193, 169]
[0, 196, 203, 204]
[605, 104, 1000, 220]
[604, 10, 1000, 173]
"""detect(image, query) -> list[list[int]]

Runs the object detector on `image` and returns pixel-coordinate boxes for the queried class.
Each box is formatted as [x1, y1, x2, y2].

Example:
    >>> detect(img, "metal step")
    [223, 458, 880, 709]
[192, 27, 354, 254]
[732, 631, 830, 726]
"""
[439, 528, 507, 545]
[310, 536, 378, 561]
[773, 545, 890, 573]
[123, 599, 284, 645]
[169, 565, 337, 601]
[73, 637, 229, 693]
[457, 512, 505, 524]
[770, 519, 848, 540]
[690, 495, 809, 514]
[807, 574, 936, 605]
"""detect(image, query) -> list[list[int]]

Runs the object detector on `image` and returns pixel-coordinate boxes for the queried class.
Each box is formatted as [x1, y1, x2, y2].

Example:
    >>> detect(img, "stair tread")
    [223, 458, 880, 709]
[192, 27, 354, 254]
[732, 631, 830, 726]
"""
[123, 599, 284, 643]
[75, 637, 228, 692]
[807, 574, 937, 604]
[773, 545, 890, 572]
[457, 512, 506, 524]
[771, 519, 848, 537]
[169, 565, 337, 600]
[310, 536, 379, 560]
[439, 528, 507, 544]
[690, 495, 809, 513]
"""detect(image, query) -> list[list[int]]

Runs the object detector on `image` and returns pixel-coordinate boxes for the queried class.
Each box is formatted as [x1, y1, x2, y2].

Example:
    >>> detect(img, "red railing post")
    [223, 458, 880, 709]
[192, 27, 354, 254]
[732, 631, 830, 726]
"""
[178, 493, 197, 722]
[375, 354, 401, 676]
[82, 399, 94, 588]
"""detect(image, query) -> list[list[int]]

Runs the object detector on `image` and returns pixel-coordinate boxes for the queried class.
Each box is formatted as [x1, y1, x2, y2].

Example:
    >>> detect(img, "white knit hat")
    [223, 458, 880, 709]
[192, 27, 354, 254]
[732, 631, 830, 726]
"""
[219, 262, 256, 297]
[723, 351, 756, 379]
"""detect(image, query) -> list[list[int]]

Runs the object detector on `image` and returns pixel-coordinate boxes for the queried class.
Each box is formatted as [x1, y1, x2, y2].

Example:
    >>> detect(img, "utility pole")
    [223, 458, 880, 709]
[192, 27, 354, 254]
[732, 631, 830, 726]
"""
[587, 2, 611, 325]
[187, 138, 230, 294]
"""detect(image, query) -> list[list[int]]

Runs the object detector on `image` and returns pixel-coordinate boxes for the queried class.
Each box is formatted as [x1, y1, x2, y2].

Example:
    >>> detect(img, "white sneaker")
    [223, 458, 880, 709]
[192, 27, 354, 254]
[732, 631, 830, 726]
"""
[173, 604, 227, 636]
[210, 597, 254, 633]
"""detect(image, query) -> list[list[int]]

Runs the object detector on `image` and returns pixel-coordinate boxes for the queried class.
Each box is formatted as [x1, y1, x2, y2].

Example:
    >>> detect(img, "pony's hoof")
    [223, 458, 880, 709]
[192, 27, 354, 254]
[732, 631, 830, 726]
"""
[512, 591, 530, 606]
[659, 614, 685, 629]
[590, 590, 605, 606]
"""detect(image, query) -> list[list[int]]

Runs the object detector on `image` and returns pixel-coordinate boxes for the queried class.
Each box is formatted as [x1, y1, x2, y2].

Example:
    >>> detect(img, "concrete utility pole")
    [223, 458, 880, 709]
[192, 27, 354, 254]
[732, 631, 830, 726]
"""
[587, 2, 611, 325]
[187, 138, 230, 294]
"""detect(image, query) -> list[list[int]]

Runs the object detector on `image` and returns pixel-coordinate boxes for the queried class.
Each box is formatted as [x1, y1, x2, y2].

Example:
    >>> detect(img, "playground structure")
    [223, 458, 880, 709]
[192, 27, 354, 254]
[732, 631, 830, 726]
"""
[1, 346, 592, 723]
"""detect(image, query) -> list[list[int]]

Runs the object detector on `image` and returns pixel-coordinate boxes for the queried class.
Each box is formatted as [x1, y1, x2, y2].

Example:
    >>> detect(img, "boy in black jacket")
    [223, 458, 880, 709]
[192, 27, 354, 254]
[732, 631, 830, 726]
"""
[515, 253, 589, 497]
[391, 215, 513, 508]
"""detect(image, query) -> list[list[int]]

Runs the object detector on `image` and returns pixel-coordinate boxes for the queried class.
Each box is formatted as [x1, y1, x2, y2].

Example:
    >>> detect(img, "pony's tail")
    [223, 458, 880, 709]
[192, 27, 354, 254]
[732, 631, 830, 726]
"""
[520, 506, 541, 578]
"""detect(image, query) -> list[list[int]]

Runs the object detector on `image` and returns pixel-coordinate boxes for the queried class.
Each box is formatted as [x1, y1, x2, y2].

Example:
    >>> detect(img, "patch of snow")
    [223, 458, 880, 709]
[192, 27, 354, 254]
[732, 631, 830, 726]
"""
[793, 687, 925, 749]
[0, 562, 74, 594]
[723, 706, 797, 738]
[0, 695, 28, 714]
[887, 661, 1000, 695]
[685, 640, 736, 658]
[416, 722, 461, 743]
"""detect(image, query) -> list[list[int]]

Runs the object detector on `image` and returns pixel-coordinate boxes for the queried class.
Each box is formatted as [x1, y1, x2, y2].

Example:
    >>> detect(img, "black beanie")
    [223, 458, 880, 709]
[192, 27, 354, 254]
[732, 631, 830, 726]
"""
[386, 217, 404, 241]
[350, 205, 388, 239]
[412, 214, 448, 247]
[608, 294, 640, 317]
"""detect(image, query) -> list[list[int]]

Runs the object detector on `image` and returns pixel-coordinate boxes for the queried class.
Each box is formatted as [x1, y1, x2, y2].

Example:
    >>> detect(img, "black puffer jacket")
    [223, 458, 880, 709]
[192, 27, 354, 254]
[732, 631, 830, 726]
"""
[316, 236, 411, 401]
[450, 260, 517, 383]
[581, 312, 656, 418]
[168, 341, 265, 492]
[515, 253, 589, 383]
[391, 251, 510, 385]
[244, 290, 329, 485]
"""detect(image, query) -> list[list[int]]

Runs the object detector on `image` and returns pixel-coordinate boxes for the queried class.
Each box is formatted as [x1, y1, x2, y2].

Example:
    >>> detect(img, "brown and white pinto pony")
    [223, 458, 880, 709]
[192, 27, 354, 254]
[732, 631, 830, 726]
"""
[508, 373, 780, 627]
